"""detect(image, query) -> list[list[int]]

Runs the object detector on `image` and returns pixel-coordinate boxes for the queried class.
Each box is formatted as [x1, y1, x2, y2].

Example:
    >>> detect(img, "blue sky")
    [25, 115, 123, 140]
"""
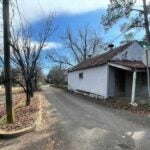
[1, 0, 145, 74]
[37, 10, 123, 74]
[39, 10, 144, 74]
[31, 9, 135, 47]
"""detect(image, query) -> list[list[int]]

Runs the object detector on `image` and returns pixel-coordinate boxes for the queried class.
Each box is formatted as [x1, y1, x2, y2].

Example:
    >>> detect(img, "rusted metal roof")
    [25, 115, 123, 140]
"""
[109, 60, 146, 69]
[69, 42, 134, 72]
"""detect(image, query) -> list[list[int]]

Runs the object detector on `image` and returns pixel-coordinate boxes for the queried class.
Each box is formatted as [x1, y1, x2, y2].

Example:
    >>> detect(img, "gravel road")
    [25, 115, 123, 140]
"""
[42, 86, 150, 150]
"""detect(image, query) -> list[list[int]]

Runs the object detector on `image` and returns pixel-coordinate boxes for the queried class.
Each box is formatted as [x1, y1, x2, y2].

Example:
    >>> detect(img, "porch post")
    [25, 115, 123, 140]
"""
[130, 71, 138, 106]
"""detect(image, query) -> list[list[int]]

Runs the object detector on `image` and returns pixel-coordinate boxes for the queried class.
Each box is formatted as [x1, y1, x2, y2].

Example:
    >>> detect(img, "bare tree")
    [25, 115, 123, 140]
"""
[47, 66, 66, 87]
[47, 25, 105, 66]
[120, 32, 135, 44]
[10, 14, 55, 106]
[101, 0, 150, 42]
[47, 49, 74, 67]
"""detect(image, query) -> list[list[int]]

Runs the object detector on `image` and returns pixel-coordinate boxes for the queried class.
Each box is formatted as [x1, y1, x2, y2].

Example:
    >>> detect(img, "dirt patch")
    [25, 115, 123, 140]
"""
[0, 93, 39, 132]
[0, 93, 25, 119]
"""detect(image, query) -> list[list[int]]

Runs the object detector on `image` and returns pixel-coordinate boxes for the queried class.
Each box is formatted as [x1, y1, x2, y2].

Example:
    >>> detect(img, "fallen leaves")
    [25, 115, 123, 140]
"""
[0, 93, 39, 131]
[100, 99, 150, 115]
[74, 92, 150, 115]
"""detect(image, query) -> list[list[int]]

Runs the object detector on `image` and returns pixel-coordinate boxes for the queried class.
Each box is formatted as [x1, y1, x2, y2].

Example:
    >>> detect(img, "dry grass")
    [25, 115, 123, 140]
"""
[0, 86, 24, 94]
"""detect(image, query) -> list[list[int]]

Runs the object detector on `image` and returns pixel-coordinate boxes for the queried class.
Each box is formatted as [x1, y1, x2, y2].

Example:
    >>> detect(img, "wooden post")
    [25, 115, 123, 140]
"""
[3, 0, 14, 123]
[130, 71, 137, 106]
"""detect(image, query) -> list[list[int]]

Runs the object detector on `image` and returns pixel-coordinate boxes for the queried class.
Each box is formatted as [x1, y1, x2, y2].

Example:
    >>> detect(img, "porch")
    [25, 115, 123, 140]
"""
[108, 61, 149, 105]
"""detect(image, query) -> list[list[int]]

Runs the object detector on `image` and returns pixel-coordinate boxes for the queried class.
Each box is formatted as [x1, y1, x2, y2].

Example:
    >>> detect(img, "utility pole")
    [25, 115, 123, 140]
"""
[3, 0, 13, 123]
[143, 0, 150, 99]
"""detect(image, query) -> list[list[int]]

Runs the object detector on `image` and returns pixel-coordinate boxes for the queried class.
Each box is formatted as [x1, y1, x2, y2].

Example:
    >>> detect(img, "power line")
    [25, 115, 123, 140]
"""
[10, 0, 30, 27]
[111, 31, 127, 43]
[110, 30, 139, 44]
[14, 0, 25, 27]
[37, 0, 46, 18]
[20, 0, 30, 24]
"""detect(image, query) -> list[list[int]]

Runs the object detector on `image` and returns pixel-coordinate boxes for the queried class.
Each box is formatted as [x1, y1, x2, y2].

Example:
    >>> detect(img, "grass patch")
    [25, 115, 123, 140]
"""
[0, 87, 24, 94]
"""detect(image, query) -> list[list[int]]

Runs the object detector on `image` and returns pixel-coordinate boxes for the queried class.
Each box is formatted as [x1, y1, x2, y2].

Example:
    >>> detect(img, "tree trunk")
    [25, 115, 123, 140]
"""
[26, 91, 31, 106]
[26, 83, 31, 106]
[34, 76, 38, 91]
[30, 81, 34, 97]
[30, 88, 34, 97]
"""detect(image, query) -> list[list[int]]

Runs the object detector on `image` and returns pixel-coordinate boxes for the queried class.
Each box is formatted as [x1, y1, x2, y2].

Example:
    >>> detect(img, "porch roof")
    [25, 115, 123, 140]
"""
[108, 60, 146, 71]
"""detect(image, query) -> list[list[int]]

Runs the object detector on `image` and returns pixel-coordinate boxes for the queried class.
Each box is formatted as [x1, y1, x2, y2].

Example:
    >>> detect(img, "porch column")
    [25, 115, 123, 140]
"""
[130, 71, 138, 106]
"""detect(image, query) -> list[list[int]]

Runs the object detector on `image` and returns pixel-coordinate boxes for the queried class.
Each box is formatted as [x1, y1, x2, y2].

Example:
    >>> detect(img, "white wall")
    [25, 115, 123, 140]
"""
[112, 42, 144, 61]
[68, 65, 108, 98]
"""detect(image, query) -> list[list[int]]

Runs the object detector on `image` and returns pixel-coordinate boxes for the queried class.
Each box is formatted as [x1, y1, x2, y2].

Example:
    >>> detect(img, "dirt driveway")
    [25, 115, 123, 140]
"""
[43, 86, 150, 150]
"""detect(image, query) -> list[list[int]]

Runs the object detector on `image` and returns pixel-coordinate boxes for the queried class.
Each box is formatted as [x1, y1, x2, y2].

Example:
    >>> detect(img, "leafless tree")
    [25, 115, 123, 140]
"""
[47, 49, 74, 67]
[47, 25, 105, 66]
[10, 14, 55, 106]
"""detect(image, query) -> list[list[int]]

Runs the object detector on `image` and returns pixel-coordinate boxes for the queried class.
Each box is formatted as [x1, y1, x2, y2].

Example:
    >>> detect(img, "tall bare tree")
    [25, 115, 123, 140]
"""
[48, 25, 105, 66]
[10, 14, 55, 106]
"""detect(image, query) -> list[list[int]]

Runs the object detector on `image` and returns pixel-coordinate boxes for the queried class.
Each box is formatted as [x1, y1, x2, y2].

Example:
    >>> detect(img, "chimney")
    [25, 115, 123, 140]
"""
[88, 54, 92, 58]
[108, 44, 114, 50]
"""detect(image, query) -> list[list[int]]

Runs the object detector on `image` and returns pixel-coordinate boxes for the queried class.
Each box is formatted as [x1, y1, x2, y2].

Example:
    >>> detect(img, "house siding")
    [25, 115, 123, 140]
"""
[68, 65, 108, 98]
[112, 42, 144, 61]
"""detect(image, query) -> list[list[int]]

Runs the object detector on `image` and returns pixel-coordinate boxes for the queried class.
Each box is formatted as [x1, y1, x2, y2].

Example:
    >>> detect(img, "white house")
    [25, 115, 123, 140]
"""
[68, 41, 150, 105]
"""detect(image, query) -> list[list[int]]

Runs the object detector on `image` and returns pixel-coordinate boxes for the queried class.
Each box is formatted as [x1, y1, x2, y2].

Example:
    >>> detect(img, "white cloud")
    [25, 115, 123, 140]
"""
[43, 42, 63, 50]
[12, 0, 150, 29]
[9, 36, 62, 51]
[11, 0, 109, 28]
[29, 41, 62, 50]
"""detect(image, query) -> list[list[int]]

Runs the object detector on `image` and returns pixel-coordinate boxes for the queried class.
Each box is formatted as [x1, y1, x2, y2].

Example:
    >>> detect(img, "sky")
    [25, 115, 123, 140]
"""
[0, 0, 149, 74]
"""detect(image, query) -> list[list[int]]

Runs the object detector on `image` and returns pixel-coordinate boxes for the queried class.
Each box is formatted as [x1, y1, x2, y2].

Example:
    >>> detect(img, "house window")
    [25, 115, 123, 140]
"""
[79, 72, 83, 79]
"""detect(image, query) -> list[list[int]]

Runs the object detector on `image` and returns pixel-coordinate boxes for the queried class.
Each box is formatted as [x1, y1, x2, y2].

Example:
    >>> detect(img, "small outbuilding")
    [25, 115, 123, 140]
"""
[68, 41, 150, 105]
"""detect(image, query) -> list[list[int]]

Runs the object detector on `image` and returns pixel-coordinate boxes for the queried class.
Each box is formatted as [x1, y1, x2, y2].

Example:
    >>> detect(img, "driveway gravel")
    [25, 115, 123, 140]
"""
[42, 86, 150, 150]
